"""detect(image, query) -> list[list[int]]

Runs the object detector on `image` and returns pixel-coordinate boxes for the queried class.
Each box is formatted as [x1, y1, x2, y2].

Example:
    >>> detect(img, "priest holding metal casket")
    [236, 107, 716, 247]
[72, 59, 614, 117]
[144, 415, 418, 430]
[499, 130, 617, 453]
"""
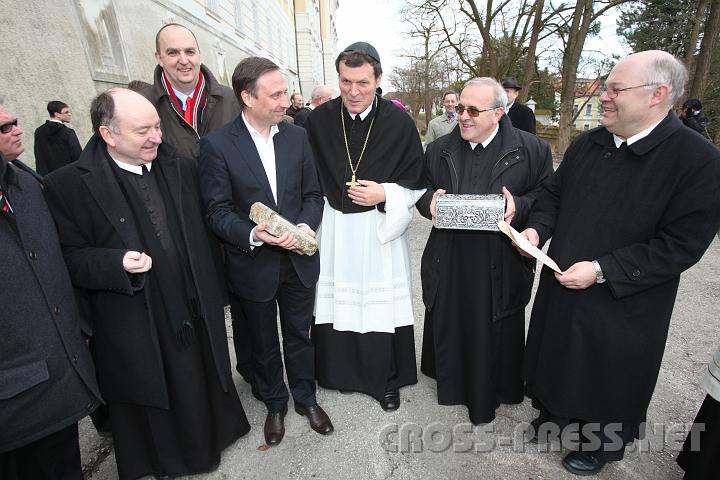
[416, 77, 552, 425]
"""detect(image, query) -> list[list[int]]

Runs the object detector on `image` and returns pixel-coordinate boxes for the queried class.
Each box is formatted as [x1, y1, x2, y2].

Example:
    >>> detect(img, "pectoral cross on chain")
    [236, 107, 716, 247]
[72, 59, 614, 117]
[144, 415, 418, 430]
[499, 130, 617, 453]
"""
[345, 174, 360, 187]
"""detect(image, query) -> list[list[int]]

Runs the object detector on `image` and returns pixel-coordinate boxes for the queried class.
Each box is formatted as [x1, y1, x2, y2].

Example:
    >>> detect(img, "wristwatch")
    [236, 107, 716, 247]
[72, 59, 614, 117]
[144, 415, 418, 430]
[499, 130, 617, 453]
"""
[592, 260, 606, 284]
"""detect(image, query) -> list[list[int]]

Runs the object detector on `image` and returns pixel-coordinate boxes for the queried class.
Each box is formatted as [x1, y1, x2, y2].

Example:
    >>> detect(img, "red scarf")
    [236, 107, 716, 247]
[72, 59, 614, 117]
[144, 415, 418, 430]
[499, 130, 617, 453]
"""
[161, 70, 207, 132]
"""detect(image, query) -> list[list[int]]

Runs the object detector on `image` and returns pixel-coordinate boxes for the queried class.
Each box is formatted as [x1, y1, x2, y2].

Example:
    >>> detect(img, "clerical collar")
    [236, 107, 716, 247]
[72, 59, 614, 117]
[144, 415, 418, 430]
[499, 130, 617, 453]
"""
[613, 115, 667, 148]
[469, 124, 500, 150]
[349, 101, 374, 121]
[172, 86, 191, 111]
[49, 118, 64, 124]
[242, 111, 279, 141]
[112, 157, 153, 175]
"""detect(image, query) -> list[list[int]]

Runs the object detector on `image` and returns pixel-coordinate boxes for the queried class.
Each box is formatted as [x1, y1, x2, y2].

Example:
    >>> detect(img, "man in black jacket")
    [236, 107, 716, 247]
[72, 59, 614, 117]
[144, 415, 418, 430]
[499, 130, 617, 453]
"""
[417, 77, 552, 426]
[0, 103, 101, 480]
[43, 88, 250, 479]
[520, 50, 720, 476]
[34, 100, 82, 176]
[502, 77, 537, 134]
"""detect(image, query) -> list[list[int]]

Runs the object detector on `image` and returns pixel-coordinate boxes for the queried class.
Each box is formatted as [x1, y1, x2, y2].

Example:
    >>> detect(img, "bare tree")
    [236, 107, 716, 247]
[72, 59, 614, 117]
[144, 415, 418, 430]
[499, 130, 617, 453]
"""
[687, 0, 720, 100]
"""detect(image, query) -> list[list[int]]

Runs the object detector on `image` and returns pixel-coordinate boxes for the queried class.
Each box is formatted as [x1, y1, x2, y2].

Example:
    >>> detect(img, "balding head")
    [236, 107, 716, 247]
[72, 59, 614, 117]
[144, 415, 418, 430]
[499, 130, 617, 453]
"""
[154, 24, 202, 94]
[92, 88, 162, 166]
[310, 85, 332, 106]
[600, 50, 687, 139]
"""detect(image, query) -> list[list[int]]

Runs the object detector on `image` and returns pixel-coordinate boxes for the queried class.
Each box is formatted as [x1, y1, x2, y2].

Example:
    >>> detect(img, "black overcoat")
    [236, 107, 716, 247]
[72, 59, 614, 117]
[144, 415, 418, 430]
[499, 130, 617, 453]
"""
[43, 136, 233, 409]
[1, 162, 100, 452]
[524, 114, 720, 423]
[507, 102, 537, 135]
[417, 117, 553, 317]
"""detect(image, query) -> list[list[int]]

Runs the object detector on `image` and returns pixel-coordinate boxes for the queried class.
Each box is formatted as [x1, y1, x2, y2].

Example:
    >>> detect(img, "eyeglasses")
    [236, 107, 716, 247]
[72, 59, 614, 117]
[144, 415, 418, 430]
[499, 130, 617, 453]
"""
[456, 104, 498, 117]
[0, 119, 18, 134]
[599, 83, 659, 99]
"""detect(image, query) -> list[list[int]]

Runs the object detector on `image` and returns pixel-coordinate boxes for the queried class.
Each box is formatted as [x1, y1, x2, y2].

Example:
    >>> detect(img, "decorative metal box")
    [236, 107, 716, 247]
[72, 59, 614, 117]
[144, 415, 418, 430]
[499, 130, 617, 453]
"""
[435, 194, 505, 231]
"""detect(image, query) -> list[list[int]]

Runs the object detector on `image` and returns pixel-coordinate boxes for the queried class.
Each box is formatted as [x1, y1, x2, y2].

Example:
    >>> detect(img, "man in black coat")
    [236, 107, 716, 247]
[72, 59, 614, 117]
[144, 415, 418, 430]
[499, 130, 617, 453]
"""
[519, 50, 720, 475]
[43, 88, 250, 479]
[0, 103, 101, 480]
[502, 77, 537, 134]
[198, 57, 331, 447]
[417, 78, 552, 425]
[34, 100, 82, 176]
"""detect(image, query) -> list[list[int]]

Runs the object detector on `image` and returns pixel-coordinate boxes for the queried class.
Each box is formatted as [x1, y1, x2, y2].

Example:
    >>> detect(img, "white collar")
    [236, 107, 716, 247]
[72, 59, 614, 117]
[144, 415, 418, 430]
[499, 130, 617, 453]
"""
[349, 101, 373, 121]
[308, 104, 316, 110]
[49, 118, 64, 124]
[242, 111, 279, 141]
[469, 124, 500, 150]
[111, 157, 152, 175]
[506, 101, 515, 110]
[613, 115, 667, 148]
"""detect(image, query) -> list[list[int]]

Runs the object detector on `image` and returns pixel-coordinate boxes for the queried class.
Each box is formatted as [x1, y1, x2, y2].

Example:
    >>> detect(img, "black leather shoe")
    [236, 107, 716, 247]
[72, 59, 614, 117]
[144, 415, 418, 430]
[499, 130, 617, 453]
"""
[264, 404, 288, 446]
[295, 403, 334, 435]
[380, 389, 400, 411]
[561, 451, 607, 476]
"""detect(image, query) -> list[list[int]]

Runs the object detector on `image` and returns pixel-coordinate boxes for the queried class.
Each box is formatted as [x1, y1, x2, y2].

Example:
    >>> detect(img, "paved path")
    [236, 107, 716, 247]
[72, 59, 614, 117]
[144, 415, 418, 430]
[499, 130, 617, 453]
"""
[82, 216, 719, 479]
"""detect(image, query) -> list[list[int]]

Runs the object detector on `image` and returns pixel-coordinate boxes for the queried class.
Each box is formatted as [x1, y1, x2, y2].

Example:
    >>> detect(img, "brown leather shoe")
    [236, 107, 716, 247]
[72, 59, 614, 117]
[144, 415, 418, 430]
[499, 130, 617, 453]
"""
[264, 403, 288, 446]
[295, 403, 334, 435]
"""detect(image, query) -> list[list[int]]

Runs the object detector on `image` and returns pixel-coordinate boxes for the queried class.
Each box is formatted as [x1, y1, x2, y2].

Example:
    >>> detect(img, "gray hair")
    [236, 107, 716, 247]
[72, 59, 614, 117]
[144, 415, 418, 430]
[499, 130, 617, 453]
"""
[463, 77, 508, 109]
[311, 85, 330, 99]
[643, 55, 688, 107]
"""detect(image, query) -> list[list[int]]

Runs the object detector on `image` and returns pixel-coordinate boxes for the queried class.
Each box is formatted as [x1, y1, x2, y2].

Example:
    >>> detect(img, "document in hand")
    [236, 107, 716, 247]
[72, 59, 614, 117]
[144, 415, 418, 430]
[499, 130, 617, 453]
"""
[497, 220, 562, 273]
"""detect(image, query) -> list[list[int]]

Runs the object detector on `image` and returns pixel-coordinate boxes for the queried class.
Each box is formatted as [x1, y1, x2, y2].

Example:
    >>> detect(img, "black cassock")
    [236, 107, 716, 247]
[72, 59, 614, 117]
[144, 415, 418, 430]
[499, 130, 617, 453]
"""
[304, 96, 425, 401]
[109, 165, 250, 480]
[525, 114, 720, 427]
[422, 140, 526, 425]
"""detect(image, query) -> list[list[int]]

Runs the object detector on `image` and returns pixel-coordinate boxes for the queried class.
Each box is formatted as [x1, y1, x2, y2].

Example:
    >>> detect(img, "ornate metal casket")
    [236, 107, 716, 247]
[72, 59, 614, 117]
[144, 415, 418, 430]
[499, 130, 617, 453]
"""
[434, 194, 505, 231]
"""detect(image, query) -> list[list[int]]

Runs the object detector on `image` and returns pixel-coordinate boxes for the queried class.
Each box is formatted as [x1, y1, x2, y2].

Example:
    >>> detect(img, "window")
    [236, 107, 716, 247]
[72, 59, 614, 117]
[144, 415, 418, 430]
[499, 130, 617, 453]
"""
[573, 104, 579, 117]
[584, 124, 590, 130]
[585, 104, 592, 116]
[207, 0, 220, 14]
[234, 0, 243, 31]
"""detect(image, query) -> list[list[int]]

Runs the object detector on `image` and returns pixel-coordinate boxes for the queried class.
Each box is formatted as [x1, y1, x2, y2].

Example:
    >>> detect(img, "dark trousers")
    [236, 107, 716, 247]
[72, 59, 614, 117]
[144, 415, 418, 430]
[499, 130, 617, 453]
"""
[229, 296, 254, 383]
[0, 423, 82, 480]
[231, 255, 317, 412]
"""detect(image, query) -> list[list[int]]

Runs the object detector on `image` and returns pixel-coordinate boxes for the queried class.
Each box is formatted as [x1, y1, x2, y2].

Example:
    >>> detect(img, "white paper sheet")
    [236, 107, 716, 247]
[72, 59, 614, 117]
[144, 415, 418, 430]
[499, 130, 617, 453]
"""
[498, 220, 563, 273]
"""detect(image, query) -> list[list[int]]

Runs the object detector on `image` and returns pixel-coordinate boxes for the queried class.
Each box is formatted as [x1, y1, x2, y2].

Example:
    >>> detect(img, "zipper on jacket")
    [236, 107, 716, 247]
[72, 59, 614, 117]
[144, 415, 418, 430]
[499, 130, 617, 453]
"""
[441, 149, 460, 192]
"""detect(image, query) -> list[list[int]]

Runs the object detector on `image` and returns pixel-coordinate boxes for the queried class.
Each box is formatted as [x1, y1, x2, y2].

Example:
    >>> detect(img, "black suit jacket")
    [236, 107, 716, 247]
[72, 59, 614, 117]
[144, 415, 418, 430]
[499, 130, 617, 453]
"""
[199, 116, 323, 302]
[507, 102, 537, 134]
[43, 137, 233, 408]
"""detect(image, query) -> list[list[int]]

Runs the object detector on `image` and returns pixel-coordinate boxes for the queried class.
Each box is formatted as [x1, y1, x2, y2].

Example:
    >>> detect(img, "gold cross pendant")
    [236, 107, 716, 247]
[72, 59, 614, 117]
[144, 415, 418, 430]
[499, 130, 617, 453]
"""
[345, 174, 360, 187]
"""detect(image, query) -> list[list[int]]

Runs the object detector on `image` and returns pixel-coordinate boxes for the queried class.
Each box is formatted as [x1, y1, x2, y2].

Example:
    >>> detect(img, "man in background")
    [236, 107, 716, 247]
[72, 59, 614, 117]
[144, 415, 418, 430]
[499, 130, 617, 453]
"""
[294, 85, 332, 128]
[424, 90, 458, 146]
[34, 100, 82, 176]
[502, 77, 536, 134]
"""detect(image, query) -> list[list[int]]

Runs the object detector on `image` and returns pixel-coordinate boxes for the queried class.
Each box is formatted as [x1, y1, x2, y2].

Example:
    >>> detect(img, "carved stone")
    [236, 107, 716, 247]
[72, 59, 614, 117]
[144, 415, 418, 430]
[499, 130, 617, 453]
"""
[249, 202, 318, 255]
[435, 194, 505, 231]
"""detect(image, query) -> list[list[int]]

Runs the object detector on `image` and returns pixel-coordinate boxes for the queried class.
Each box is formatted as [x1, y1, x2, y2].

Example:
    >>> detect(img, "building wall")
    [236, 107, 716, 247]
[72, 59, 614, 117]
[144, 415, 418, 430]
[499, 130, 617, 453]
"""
[0, 0, 336, 167]
[573, 95, 603, 130]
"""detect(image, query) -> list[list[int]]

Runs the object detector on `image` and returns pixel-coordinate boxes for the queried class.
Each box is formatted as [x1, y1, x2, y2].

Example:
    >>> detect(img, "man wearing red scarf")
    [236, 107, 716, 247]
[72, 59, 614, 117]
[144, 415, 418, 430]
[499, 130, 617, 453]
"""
[142, 23, 239, 162]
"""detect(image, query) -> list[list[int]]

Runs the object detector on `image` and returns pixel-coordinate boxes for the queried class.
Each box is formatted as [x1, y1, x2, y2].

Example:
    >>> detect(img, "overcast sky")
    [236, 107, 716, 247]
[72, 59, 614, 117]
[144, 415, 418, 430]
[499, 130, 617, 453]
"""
[335, 0, 632, 90]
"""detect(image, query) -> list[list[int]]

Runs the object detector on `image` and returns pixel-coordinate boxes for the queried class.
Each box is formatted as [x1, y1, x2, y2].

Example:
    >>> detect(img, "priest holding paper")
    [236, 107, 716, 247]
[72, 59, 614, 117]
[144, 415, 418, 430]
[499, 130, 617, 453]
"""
[519, 51, 720, 475]
[416, 77, 552, 425]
